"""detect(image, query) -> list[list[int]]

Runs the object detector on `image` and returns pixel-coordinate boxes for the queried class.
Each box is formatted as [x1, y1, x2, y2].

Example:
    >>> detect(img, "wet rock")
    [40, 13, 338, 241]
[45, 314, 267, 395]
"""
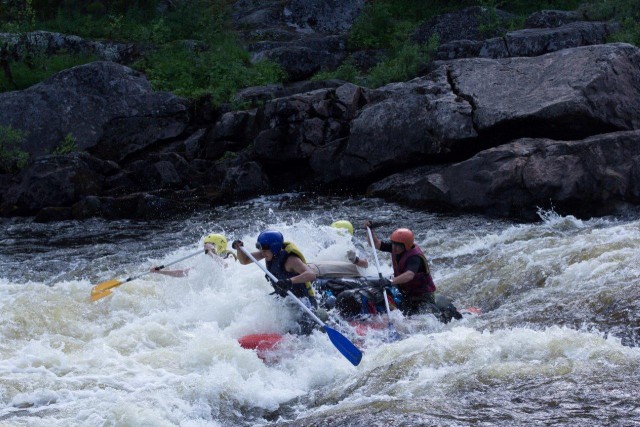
[0, 152, 119, 216]
[369, 130, 640, 219]
[221, 161, 270, 196]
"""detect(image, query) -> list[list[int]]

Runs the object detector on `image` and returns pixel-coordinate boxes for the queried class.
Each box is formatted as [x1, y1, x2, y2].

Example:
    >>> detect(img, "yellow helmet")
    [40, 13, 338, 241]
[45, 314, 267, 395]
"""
[203, 233, 227, 255]
[331, 220, 354, 236]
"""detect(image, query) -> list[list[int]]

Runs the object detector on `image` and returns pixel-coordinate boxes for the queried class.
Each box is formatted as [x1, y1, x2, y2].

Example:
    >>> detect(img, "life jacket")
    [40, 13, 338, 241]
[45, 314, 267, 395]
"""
[266, 241, 315, 298]
[391, 244, 436, 296]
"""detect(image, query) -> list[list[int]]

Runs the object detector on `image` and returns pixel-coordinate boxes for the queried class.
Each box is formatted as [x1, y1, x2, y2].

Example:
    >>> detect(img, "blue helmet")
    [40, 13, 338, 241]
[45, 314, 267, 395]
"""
[256, 230, 284, 254]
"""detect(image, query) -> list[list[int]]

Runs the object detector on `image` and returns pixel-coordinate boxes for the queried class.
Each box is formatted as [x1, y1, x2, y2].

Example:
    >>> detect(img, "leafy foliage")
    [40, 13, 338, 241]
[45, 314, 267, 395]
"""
[366, 35, 439, 88]
[0, 52, 97, 91]
[0, 125, 28, 173]
[135, 35, 285, 103]
[580, 0, 640, 46]
[53, 133, 78, 155]
[311, 62, 360, 84]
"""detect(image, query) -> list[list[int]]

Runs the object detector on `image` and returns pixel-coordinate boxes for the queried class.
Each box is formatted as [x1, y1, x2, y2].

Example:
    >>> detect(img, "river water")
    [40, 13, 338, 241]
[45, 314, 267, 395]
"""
[1, 194, 639, 426]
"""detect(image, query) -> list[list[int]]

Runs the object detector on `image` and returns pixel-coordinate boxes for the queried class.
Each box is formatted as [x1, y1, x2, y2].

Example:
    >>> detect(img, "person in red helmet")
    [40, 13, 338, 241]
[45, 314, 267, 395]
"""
[364, 220, 460, 320]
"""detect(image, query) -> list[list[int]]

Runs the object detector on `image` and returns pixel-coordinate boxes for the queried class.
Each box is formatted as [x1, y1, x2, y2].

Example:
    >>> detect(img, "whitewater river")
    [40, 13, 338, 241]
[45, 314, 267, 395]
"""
[1, 194, 639, 426]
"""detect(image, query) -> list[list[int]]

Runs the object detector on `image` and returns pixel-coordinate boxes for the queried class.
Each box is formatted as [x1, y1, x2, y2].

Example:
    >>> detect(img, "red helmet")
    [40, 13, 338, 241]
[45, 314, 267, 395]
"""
[390, 228, 414, 250]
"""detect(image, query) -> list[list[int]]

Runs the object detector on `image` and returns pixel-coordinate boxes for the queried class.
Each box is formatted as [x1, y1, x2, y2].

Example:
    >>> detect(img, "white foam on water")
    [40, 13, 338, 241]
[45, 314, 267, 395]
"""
[3, 209, 640, 425]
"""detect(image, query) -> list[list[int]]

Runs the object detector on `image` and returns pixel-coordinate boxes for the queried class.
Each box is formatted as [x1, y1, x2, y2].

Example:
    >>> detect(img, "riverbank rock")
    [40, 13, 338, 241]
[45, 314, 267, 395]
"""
[435, 21, 617, 61]
[0, 31, 141, 64]
[0, 152, 119, 216]
[369, 130, 640, 219]
[323, 43, 640, 183]
[0, 61, 189, 159]
[3, 4, 640, 221]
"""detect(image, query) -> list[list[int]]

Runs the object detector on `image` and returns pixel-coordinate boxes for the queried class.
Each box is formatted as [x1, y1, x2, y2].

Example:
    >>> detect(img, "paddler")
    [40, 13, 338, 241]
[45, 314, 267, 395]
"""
[233, 230, 320, 335]
[364, 221, 462, 322]
[151, 233, 236, 277]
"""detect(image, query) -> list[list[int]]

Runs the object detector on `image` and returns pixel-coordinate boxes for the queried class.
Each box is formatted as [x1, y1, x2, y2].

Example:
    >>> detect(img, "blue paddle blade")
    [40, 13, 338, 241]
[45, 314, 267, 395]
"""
[388, 323, 400, 342]
[324, 325, 363, 366]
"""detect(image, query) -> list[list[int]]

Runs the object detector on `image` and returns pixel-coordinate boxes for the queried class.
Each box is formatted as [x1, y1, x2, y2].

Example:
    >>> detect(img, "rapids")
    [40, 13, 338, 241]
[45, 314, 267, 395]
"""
[1, 194, 639, 426]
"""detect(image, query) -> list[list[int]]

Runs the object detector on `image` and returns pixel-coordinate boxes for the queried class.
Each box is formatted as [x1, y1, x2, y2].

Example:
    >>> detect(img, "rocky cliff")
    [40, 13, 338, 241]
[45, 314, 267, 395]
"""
[1, 2, 637, 221]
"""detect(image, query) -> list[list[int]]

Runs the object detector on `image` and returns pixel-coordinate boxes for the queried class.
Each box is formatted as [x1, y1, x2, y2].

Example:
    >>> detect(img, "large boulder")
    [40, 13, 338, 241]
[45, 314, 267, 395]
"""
[369, 130, 640, 218]
[436, 21, 616, 61]
[284, 0, 365, 34]
[446, 43, 640, 140]
[333, 69, 477, 181]
[325, 43, 640, 184]
[0, 31, 141, 64]
[413, 6, 514, 45]
[0, 152, 119, 216]
[249, 35, 347, 81]
[0, 61, 189, 159]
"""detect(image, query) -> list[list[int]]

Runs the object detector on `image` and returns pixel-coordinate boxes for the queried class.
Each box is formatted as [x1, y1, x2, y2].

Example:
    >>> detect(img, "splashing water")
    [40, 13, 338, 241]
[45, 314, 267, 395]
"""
[1, 195, 639, 426]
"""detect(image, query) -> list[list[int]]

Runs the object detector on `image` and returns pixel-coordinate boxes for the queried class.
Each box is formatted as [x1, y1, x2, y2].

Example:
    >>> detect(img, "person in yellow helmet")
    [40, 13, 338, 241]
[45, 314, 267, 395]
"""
[307, 220, 370, 279]
[151, 233, 236, 277]
[330, 220, 369, 268]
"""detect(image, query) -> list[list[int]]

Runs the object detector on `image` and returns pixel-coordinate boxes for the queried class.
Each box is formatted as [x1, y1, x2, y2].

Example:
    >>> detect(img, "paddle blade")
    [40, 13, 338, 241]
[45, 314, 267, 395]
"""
[323, 325, 363, 366]
[90, 288, 112, 301]
[387, 323, 400, 342]
[91, 279, 122, 294]
[90, 279, 123, 301]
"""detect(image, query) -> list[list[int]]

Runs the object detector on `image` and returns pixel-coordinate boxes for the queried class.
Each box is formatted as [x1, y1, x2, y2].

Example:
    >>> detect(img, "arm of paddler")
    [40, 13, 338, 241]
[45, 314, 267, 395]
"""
[233, 240, 264, 265]
[150, 266, 190, 277]
[285, 256, 317, 284]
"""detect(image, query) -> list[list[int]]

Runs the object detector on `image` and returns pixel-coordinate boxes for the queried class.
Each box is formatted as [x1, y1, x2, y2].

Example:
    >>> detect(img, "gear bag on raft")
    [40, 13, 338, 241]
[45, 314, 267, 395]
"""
[315, 277, 400, 318]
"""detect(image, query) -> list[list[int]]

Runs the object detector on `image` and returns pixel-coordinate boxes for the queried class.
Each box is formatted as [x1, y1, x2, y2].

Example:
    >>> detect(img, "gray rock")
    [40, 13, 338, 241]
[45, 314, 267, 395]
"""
[221, 161, 270, 196]
[369, 130, 640, 218]
[524, 10, 584, 29]
[337, 69, 476, 180]
[0, 61, 189, 160]
[0, 152, 118, 216]
[284, 0, 365, 34]
[0, 31, 140, 63]
[413, 6, 514, 45]
[447, 43, 640, 138]
[436, 21, 615, 61]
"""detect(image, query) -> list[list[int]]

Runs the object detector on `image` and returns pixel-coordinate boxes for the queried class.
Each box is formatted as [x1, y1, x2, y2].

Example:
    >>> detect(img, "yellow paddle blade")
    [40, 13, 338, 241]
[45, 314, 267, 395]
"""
[90, 288, 113, 302]
[90, 279, 123, 297]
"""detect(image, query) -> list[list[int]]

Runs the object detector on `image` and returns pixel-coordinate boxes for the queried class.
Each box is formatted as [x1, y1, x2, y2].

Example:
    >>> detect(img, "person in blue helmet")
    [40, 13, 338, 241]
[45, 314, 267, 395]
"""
[233, 230, 319, 335]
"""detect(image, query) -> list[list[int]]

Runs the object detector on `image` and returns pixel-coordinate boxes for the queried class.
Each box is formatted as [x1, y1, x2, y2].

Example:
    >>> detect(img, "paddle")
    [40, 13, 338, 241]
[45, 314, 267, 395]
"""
[367, 226, 400, 342]
[238, 246, 363, 366]
[90, 249, 205, 301]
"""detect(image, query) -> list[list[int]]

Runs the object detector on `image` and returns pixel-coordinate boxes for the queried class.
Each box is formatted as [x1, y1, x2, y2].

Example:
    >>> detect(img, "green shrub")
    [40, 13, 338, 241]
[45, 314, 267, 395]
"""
[0, 52, 97, 92]
[53, 133, 78, 155]
[0, 125, 29, 173]
[311, 63, 360, 84]
[497, 0, 583, 15]
[348, 2, 396, 50]
[366, 34, 438, 88]
[136, 35, 285, 104]
[580, 0, 640, 46]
